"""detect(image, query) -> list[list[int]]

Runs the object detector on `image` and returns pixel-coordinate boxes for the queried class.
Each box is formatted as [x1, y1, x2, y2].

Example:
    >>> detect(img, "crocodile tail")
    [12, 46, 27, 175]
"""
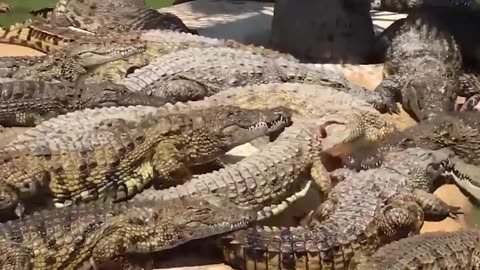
[221, 226, 308, 270]
[0, 20, 79, 53]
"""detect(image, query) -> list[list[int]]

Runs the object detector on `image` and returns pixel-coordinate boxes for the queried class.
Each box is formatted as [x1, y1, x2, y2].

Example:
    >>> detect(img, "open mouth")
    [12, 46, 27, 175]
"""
[186, 220, 252, 242]
[257, 180, 311, 220]
[441, 160, 480, 200]
[248, 114, 292, 133]
[105, 45, 146, 58]
[210, 220, 250, 230]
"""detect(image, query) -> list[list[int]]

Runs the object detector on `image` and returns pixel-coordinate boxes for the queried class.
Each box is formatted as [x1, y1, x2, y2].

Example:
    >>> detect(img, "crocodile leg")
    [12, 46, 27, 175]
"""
[52, 151, 154, 207]
[90, 221, 183, 267]
[309, 120, 340, 196]
[0, 243, 31, 269]
[0, 164, 48, 218]
[377, 198, 424, 239]
[151, 141, 192, 189]
[412, 189, 463, 220]
[149, 75, 220, 102]
[301, 195, 338, 226]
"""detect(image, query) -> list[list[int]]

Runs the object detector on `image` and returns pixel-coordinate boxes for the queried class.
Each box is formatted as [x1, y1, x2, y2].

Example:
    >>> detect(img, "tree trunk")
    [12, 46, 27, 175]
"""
[270, 0, 375, 64]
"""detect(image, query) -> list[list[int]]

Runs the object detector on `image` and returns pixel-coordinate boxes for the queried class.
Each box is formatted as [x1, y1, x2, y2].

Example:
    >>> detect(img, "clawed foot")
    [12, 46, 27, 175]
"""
[447, 206, 463, 221]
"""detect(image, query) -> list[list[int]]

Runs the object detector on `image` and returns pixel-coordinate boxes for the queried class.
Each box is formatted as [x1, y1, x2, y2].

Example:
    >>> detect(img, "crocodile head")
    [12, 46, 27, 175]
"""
[394, 112, 480, 165]
[441, 156, 480, 203]
[162, 194, 257, 245]
[381, 147, 455, 191]
[69, 37, 147, 68]
[204, 105, 293, 150]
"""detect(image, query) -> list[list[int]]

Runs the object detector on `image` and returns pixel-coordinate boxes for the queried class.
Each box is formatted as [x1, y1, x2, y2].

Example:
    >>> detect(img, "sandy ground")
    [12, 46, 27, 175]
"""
[0, 37, 473, 268]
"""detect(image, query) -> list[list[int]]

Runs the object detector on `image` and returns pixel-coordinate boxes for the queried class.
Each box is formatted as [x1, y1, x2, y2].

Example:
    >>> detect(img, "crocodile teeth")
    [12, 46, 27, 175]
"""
[249, 116, 289, 131]
[257, 180, 312, 220]
[446, 170, 480, 199]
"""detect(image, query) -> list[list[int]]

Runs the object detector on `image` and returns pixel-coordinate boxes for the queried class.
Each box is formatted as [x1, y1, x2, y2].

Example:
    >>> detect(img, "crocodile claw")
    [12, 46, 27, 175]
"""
[448, 206, 464, 221]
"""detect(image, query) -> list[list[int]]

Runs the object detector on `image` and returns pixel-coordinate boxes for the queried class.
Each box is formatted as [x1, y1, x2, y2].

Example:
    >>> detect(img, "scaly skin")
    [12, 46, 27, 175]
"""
[122, 47, 397, 112]
[103, 83, 396, 221]
[351, 228, 480, 269]
[134, 120, 329, 221]
[8, 83, 396, 226]
[0, 194, 257, 269]
[373, 10, 461, 121]
[0, 105, 292, 221]
[370, 0, 480, 12]
[0, 79, 167, 127]
[37, 0, 197, 34]
[12, 83, 397, 149]
[221, 147, 462, 270]
[3, 28, 298, 77]
[8, 35, 147, 82]
[373, 8, 480, 101]
[342, 111, 480, 172]
[86, 30, 299, 81]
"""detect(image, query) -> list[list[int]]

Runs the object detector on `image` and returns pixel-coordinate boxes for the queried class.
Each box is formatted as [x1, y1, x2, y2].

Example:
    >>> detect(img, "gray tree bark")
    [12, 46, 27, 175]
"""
[270, 0, 375, 64]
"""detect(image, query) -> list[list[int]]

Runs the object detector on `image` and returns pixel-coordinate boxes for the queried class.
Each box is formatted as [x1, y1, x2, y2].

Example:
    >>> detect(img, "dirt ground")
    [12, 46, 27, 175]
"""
[0, 43, 473, 269]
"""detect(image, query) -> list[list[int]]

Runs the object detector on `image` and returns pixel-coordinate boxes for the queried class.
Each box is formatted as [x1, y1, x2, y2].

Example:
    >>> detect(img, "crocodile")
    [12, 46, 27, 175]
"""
[351, 228, 480, 269]
[0, 105, 291, 220]
[87, 30, 300, 81]
[339, 111, 480, 171]
[373, 9, 461, 121]
[373, 8, 480, 101]
[221, 147, 462, 270]
[0, 27, 299, 81]
[9, 83, 397, 223]
[65, 30, 299, 82]
[12, 83, 397, 150]
[29, 0, 197, 35]
[6, 34, 147, 82]
[121, 47, 398, 112]
[0, 79, 167, 127]
[370, 0, 480, 12]
[0, 194, 257, 269]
